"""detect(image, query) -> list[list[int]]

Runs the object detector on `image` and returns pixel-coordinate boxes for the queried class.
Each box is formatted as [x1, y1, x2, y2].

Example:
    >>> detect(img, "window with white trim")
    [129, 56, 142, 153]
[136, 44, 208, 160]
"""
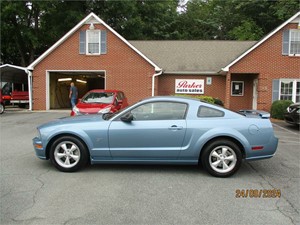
[282, 29, 300, 56]
[273, 79, 300, 103]
[87, 30, 100, 54]
[79, 30, 107, 55]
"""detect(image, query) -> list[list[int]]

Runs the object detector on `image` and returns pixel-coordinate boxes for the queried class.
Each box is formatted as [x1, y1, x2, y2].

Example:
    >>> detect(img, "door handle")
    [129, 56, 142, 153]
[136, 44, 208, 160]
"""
[168, 125, 183, 131]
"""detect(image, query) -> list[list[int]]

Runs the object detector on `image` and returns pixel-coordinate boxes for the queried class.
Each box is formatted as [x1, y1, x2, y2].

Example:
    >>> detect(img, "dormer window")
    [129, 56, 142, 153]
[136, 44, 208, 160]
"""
[283, 29, 300, 56]
[87, 30, 100, 54]
[79, 30, 107, 55]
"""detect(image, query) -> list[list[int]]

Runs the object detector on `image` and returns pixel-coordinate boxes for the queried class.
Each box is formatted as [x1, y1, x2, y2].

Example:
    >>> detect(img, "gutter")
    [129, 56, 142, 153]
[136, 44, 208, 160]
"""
[152, 69, 163, 96]
[163, 71, 220, 75]
[25, 68, 33, 111]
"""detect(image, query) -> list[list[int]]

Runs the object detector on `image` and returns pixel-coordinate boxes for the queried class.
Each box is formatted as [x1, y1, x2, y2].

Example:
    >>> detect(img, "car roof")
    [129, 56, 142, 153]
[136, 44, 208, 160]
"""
[141, 96, 227, 110]
[87, 89, 122, 93]
[141, 96, 216, 106]
[142, 96, 202, 102]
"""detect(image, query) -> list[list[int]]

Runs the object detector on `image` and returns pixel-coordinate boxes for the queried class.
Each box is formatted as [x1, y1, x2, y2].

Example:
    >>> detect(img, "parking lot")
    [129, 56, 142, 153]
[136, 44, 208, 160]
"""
[0, 109, 299, 225]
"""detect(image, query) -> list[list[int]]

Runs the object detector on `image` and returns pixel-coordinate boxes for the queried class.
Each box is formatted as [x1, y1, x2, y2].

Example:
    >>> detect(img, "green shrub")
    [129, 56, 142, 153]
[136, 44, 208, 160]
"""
[271, 100, 294, 119]
[213, 98, 224, 106]
[174, 94, 224, 106]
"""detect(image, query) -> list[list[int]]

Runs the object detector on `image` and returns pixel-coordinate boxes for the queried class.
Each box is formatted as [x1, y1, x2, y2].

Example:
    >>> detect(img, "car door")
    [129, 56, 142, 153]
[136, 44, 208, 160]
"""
[108, 101, 187, 160]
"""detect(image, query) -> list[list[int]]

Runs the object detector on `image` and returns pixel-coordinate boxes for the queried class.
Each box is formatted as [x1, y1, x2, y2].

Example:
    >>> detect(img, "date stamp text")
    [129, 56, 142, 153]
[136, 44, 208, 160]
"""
[235, 189, 281, 198]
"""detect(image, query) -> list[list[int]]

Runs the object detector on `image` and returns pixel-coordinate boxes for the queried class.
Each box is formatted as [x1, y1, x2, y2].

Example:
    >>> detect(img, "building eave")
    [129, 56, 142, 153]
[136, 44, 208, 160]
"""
[0, 64, 28, 72]
[163, 71, 221, 75]
[222, 11, 300, 72]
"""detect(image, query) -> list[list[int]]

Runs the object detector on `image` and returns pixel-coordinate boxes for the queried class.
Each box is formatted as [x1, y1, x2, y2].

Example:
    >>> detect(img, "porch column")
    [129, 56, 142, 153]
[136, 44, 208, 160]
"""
[26, 69, 33, 111]
[224, 73, 231, 109]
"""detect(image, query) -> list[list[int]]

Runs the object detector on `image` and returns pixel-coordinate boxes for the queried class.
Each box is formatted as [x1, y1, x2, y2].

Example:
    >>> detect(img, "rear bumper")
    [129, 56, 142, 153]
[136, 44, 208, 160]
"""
[245, 135, 279, 161]
[11, 100, 29, 104]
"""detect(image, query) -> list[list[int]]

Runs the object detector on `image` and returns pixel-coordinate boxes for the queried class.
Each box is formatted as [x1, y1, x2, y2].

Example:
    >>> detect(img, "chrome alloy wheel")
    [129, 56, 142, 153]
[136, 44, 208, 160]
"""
[54, 141, 81, 168]
[209, 145, 237, 173]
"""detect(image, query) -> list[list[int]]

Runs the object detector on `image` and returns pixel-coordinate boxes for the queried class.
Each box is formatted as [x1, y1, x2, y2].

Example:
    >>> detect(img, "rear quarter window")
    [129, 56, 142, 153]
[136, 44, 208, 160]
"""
[197, 106, 224, 118]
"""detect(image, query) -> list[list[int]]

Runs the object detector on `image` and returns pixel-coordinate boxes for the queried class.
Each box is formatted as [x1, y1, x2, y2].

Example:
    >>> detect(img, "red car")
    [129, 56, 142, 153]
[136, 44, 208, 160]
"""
[70, 90, 128, 116]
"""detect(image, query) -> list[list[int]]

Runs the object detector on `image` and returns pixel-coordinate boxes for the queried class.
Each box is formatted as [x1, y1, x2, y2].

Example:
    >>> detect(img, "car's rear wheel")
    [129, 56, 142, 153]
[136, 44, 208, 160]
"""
[201, 139, 242, 177]
[0, 103, 4, 114]
[50, 136, 88, 172]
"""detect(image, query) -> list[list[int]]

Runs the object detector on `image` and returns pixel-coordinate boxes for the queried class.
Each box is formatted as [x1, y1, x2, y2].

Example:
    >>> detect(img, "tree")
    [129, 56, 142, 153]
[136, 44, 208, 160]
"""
[87, 0, 180, 40]
[178, 0, 299, 40]
[0, 0, 87, 66]
[1, 0, 299, 65]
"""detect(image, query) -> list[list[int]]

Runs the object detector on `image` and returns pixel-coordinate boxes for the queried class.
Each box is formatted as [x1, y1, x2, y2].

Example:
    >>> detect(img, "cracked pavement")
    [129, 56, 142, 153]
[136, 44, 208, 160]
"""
[0, 110, 299, 225]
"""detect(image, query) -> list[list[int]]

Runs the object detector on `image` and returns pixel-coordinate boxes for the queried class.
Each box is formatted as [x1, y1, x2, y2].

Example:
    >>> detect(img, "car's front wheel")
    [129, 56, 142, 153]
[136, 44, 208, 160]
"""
[201, 139, 242, 177]
[50, 136, 88, 172]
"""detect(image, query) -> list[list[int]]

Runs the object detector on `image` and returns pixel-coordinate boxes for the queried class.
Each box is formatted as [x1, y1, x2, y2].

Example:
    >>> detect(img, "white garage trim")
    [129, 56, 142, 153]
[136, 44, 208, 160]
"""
[46, 70, 106, 110]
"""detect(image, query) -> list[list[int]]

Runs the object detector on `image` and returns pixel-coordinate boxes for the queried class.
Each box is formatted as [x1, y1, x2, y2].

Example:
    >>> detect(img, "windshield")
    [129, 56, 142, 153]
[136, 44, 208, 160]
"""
[82, 92, 114, 104]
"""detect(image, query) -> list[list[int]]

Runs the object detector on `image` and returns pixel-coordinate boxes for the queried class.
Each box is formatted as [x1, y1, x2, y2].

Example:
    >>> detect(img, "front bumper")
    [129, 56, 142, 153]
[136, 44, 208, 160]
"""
[32, 137, 47, 160]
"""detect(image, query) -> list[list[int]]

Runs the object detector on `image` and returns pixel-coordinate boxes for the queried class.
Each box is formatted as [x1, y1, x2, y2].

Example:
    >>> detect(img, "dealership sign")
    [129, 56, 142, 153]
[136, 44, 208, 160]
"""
[175, 79, 204, 94]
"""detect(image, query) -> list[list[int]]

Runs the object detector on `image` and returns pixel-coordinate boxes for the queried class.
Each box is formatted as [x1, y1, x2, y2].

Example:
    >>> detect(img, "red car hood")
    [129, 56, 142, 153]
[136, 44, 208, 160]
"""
[76, 102, 111, 114]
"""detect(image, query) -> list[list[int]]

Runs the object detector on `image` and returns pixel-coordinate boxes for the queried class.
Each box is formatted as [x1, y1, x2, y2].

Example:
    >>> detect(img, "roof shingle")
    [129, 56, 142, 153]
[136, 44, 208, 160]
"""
[130, 40, 256, 74]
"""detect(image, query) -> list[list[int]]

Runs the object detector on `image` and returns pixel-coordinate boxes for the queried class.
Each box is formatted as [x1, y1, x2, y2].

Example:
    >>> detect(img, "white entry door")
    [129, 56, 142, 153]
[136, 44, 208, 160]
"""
[252, 79, 258, 109]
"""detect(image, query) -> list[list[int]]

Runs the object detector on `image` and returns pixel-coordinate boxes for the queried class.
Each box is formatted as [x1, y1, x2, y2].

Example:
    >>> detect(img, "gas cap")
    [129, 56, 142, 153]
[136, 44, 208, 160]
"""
[248, 124, 260, 135]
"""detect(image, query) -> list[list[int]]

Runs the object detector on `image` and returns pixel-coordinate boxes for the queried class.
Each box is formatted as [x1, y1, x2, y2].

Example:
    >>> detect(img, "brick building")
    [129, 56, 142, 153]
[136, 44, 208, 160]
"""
[26, 12, 299, 111]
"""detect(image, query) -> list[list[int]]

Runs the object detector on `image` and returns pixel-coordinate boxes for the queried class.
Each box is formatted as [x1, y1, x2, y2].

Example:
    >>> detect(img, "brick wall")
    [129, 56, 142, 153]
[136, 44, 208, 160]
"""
[32, 24, 155, 110]
[229, 23, 300, 112]
[32, 21, 299, 112]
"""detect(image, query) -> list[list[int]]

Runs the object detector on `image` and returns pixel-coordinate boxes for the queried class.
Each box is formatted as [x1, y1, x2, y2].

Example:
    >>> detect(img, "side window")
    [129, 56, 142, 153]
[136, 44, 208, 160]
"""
[198, 106, 224, 118]
[131, 102, 187, 121]
[117, 92, 124, 100]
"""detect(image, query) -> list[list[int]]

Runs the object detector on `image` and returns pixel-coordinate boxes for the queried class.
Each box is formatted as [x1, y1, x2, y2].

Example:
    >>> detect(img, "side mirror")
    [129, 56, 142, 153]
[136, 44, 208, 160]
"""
[120, 113, 134, 122]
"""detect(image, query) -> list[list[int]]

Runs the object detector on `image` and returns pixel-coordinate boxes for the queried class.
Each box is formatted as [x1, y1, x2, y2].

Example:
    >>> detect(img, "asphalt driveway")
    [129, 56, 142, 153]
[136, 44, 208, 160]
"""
[0, 110, 299, 225]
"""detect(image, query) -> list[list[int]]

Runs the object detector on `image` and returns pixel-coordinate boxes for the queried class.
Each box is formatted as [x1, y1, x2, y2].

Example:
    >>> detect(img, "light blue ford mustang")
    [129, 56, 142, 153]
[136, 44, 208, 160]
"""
[33, 96, 278, 177]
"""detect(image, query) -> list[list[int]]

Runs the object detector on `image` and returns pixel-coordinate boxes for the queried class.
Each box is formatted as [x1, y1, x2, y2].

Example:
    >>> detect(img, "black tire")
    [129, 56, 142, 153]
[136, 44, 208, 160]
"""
[49, 136, 89, 172]
[0, 103, 4, 114]
[201, 139, 242, 177]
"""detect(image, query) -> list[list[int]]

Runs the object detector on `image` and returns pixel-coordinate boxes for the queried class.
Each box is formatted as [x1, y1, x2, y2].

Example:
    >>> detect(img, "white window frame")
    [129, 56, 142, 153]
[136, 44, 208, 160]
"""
[289, 29, 300, 56]
[279, 79, 300, 103]
[86, 30, 101, 55]
[231, 81, 244, 96]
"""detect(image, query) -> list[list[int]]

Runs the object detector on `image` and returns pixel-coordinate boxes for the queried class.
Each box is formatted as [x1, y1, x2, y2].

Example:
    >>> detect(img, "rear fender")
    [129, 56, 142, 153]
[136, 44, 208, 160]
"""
[183, 127, 251, 159]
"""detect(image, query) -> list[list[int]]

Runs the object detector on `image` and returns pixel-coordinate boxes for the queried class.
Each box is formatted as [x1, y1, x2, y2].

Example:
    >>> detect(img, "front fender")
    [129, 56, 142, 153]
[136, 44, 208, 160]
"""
[41, 125, 109, 158]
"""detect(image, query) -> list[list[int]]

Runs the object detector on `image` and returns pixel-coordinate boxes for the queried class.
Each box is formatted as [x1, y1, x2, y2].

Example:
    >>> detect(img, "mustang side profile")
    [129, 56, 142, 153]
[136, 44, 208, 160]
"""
[33, 96, 278, 177]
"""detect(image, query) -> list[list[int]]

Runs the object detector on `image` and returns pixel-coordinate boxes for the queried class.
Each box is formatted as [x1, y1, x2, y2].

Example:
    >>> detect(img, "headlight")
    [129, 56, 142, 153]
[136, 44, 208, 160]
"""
[72, 106, 80, 115]
[98, 107, 111, 114]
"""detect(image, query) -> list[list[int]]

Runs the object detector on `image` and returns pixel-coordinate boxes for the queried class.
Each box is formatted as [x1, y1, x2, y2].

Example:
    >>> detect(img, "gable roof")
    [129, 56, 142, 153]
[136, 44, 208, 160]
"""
[222, 11, 300, 71]
[130, 40, 256, 74]
[27, 13, 161, 71]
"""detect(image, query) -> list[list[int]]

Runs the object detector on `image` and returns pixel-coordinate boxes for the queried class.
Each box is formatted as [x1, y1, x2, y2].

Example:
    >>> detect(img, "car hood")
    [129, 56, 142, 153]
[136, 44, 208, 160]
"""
[290, 103, 300, 108]
[76, 102, 111, 113]
[38, 114, 105, 129]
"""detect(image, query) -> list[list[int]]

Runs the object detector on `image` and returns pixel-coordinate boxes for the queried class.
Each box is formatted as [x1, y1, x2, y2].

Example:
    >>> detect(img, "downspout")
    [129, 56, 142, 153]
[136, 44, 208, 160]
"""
[25, 69, 33, 111]
[151, 69, 163, 96]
